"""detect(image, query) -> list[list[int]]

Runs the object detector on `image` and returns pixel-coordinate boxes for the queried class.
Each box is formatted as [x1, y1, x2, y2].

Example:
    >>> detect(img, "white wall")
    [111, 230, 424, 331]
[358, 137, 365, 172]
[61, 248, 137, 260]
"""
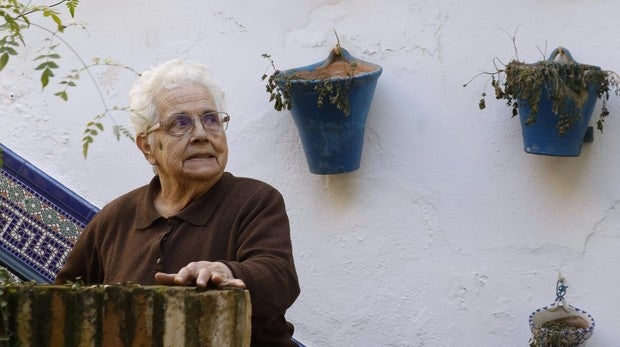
[2, 1, 619, 346]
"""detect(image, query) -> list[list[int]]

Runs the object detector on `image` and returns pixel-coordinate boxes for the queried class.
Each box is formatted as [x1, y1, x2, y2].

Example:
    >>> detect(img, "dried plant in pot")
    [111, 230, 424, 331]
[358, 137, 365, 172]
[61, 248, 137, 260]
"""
[467, 45, 619, 157]
[529, 301, 595, 347]
[262, 39, 382, 174]
[528, 277, 595, 347]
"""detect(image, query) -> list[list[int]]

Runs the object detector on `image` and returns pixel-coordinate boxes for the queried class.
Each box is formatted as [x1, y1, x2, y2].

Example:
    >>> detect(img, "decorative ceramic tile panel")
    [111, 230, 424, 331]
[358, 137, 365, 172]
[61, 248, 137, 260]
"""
[0, 144, 99, 283]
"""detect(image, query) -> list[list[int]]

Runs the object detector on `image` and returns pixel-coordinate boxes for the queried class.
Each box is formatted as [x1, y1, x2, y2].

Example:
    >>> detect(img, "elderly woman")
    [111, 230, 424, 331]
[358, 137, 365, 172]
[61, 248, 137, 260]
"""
[55, 60, 301, 346]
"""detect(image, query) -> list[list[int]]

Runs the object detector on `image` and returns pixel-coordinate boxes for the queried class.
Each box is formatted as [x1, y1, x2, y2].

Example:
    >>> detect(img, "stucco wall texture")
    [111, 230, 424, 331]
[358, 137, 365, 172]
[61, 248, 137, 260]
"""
[2, 1, 620, 346]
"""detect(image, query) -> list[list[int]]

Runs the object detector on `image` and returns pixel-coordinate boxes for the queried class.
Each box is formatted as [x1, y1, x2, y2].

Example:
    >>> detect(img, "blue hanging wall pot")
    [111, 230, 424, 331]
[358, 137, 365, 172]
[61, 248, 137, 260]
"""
[515, 47, 602, 156]
[275, 46, 382, 174]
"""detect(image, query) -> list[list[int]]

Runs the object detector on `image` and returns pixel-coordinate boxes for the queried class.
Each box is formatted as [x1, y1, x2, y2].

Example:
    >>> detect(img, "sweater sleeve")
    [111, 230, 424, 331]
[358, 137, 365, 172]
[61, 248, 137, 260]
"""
[220, 185, 300, 321]
[54, 213, 103, 284]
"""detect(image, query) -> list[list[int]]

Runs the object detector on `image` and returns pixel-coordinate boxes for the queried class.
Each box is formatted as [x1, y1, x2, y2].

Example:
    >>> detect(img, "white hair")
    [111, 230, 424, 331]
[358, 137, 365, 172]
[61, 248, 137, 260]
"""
[128, 59, 227, 134]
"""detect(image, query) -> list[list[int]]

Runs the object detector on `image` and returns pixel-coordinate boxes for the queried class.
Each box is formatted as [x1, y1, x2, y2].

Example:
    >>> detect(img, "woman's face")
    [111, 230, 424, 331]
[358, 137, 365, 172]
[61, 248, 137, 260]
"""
[141, 84, 228, 185]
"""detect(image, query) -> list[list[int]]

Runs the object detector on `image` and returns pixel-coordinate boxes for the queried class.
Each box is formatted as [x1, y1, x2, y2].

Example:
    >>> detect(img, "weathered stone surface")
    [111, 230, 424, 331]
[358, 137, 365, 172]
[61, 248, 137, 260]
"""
[0, 284, 251, 347]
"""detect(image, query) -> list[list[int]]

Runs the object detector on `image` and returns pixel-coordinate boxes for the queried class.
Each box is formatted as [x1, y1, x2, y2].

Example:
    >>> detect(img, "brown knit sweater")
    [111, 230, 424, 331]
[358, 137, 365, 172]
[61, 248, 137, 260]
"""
[55, 172, 300, 346]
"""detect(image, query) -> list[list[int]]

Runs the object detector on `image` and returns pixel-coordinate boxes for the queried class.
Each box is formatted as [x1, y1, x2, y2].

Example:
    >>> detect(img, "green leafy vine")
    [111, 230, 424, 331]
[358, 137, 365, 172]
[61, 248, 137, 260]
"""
[1, 0, 138, 158]
[261, 31, 358, 117]
[261, 53, 293, 112]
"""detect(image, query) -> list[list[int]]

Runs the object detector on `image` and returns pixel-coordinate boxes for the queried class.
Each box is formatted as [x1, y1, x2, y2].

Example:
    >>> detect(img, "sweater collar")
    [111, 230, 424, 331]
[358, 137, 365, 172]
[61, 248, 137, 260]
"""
[135, 172, 231, 229]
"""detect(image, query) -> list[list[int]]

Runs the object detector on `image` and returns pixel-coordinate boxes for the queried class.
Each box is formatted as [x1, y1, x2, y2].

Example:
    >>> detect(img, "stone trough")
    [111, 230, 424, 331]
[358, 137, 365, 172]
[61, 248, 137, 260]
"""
[0, 284, 251, 346]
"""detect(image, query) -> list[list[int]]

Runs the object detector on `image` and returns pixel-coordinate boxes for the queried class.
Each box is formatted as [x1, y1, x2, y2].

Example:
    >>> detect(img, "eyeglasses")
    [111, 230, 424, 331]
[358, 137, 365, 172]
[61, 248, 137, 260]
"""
[146, 111, 230, 137]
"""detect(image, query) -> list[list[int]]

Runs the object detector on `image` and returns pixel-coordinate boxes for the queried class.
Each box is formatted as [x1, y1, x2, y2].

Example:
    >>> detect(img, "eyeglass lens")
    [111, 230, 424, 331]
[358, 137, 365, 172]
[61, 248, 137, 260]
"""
[166, 112, 228, 135]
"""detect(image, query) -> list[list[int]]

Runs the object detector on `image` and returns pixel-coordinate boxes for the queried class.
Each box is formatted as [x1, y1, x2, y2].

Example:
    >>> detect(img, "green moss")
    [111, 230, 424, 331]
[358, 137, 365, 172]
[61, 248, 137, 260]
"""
[62, 288, 79, 347]
[1, 286, 17, 347]
[91, 292, 103, 346]
[151, 290, 164, 347]
[31, 287, 53, 346]
[184, 294, 200, 347]
[105, 285, 135, 347]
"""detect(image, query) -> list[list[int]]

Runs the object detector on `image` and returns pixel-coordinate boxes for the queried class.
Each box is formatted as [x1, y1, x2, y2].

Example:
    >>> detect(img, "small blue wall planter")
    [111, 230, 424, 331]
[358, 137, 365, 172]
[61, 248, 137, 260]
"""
[275, 46, 382, 174]
[517, 47, 601, 157]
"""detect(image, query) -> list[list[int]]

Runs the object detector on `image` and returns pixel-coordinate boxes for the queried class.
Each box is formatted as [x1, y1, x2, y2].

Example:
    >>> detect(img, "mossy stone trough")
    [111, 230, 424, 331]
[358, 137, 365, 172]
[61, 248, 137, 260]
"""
[0, 284, 251, 347]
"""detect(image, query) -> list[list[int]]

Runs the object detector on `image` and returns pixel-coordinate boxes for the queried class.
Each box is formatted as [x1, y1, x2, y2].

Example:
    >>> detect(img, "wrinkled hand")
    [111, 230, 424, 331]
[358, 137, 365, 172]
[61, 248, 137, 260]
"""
[154, 261, 246, 289]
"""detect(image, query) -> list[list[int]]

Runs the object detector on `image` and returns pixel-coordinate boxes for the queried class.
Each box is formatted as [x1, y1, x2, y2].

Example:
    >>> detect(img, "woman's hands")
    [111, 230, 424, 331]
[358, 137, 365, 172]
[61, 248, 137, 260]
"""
[154, 261, 246, 289]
